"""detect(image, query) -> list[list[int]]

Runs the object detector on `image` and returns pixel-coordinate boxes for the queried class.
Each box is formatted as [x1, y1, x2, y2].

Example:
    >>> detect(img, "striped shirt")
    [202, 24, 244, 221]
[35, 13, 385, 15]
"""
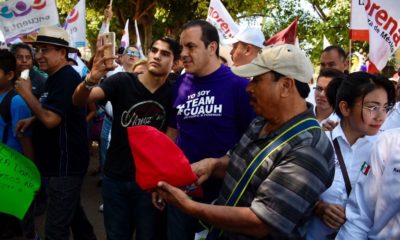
[217, 105, 335, 240]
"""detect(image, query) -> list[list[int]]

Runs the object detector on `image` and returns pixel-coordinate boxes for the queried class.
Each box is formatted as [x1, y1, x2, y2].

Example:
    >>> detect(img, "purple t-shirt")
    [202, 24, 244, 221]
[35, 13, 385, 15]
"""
[170, 65, 255, 201]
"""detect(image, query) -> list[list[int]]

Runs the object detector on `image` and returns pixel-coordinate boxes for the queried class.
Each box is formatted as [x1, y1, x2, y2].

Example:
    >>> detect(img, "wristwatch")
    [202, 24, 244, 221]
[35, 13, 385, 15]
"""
[84, 74, 97, 90]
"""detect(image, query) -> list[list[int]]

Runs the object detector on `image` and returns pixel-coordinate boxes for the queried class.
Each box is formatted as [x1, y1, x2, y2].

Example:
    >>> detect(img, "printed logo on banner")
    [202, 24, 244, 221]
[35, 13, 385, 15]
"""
[0, 0, 59, 42]
[0, 0, 46, 19]
[363, 0, 400, 70]
[67, 9, 79, 24]
[32, 0, 46, 10]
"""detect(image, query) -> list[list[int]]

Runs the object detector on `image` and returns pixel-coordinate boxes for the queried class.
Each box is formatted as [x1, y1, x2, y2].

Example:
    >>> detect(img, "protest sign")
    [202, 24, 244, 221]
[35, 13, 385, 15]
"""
[0, 0, 59, 42]
[64, 0, 86, 48]
[206, 0, 239, 41]
[0, 143, 41, 219]
[350, 0, 369, 41]
[120, 19, 129, 49]
[363, 0, 400, 70]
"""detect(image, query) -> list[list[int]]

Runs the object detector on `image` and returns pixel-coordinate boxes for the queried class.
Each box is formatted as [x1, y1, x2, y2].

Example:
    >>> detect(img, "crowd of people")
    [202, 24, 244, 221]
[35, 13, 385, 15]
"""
[0, 10, 400, 240]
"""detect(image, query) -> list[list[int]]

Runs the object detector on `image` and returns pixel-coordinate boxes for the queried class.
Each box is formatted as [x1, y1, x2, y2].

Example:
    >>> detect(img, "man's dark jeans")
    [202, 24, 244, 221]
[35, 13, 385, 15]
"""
[102, 175, 159, 240]
[45, 176, 96, 240]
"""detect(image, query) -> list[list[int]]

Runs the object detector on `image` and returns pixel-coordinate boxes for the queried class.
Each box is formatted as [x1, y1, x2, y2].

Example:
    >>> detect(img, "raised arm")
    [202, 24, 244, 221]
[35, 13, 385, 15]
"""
[72, 37, 117, 107]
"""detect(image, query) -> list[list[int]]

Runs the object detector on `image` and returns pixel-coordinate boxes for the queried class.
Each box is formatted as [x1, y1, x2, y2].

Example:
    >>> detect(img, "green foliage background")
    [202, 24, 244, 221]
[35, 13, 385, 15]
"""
[1, 0, 398, 68]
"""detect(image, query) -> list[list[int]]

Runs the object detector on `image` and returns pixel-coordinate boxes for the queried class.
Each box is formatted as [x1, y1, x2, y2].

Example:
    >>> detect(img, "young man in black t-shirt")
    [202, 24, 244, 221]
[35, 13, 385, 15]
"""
[72, 37, 181, 240]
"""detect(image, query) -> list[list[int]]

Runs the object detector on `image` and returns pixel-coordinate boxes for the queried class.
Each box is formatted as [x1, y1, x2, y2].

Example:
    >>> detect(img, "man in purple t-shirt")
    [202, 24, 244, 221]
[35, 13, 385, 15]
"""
[165, 20, 255, 240]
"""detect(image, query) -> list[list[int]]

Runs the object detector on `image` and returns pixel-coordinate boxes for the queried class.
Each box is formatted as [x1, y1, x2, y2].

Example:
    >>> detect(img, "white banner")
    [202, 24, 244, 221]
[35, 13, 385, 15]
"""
[364, 0, 400, 70]
[350, 0, 369, 41]
[120, 19, 129, 49]
[206, 0, 239, 41]
[0, 29, 5, 43]
[0, 0, 59, 42]
[69, 53, 89, 77]
[64, 0, 86, 48]
[134, 19, 144, 58]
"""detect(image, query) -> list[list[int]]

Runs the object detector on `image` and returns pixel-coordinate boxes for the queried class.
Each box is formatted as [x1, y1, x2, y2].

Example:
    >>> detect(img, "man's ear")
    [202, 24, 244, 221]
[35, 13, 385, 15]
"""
[207, 41, 218, 56]
[280, 77, 295, 97]
[172, 59, 180, 70]
[6, 71, 15, 83]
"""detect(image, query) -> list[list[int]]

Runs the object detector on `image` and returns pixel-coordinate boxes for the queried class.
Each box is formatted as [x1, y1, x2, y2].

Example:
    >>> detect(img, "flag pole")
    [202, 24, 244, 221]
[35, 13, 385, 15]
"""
[348, 39, 352, 72]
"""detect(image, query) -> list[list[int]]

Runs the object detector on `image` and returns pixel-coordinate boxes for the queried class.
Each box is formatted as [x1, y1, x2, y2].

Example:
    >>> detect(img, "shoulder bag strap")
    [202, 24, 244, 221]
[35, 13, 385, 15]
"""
[332, 138, 352, 196]
[206, 118, 321, 240]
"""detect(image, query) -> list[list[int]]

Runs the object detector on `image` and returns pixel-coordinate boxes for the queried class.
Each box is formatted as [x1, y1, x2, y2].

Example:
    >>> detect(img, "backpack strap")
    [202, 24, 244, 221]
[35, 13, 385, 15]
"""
[0, 89, 17, 143]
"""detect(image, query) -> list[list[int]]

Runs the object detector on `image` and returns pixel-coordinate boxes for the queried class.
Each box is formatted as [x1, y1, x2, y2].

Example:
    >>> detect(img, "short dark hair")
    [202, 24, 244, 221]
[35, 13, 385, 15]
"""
[182, 20, 220, 57]
[150, 36, 181, 61]
[326, 71, 396, 119]
[10, 42, 34, 59]
[0, 49, 16, 74]
[317, 68, 346, 82]
[271, 71, 310, 99]
[322, 45, 347, 62]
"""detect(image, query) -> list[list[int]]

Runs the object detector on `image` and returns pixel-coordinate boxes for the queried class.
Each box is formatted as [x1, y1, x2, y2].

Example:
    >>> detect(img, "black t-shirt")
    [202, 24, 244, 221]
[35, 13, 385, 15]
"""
[33, 65, 89, 177]
[100, 72, 172, 180]
[29, 69, 46, 99]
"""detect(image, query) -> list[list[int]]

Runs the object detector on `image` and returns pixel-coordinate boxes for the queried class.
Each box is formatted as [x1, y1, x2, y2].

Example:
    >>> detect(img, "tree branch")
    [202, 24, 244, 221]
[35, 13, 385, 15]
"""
[310, 1, 328, 21]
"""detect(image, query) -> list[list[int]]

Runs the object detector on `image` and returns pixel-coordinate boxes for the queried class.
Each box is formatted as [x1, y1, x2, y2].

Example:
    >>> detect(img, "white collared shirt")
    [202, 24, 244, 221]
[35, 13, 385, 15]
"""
[312, 105, 340, 126]
[380, 102, 400, 131]
[306, 123, 377, 239]
[336, 128, 400, 240]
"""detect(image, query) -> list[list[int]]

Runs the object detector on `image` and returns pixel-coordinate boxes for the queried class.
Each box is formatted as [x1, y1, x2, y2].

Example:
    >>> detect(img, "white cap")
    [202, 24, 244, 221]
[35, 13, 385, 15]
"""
[225, 27, 265, 49]
[231, 44, 314, 83]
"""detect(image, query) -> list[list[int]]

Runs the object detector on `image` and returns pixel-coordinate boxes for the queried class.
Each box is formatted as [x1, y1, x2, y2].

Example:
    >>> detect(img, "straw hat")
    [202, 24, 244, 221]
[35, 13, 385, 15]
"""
[28, 26, 78, 53]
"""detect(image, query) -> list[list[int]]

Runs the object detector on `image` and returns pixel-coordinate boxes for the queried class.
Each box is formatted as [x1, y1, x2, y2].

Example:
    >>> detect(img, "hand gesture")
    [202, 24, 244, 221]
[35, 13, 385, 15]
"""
[89, 37, 118, 83]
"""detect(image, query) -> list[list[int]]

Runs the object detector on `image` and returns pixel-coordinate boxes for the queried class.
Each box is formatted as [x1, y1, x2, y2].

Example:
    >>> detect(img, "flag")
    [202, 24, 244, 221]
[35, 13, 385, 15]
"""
[64, 0, 86, 48]
[0, 29, 5, 48]
[323, 35, 331, 49]
[120, 19, 129, 49]
[0, 0, 60, 43]
[360, 162, 371, 175]
[99, 21, 110, 35]
[134, 20, 144, 58]
[350, 0, 369, 41]
[265, 18, 298, 46]
[206, 0, 239, 41]
[363, 0, 400, 71]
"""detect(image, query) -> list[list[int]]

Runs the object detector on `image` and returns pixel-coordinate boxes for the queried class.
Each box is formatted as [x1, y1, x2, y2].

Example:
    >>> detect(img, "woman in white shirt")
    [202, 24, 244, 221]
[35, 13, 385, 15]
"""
[306, 72, 396, 239]
[336, 128, 400, 239]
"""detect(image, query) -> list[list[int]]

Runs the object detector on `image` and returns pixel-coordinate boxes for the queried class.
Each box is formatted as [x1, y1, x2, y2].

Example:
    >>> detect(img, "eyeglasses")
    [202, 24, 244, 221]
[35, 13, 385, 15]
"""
[313, 86, 325, 93]
[125, 49, 140, 57]
[360, 104, 394, 117]
[34, 47, 57, 55]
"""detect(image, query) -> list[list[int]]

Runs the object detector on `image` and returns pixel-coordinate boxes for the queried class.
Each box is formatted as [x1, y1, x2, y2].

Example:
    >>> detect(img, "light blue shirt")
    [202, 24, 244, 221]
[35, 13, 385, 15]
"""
[0, 92, 31, 153]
